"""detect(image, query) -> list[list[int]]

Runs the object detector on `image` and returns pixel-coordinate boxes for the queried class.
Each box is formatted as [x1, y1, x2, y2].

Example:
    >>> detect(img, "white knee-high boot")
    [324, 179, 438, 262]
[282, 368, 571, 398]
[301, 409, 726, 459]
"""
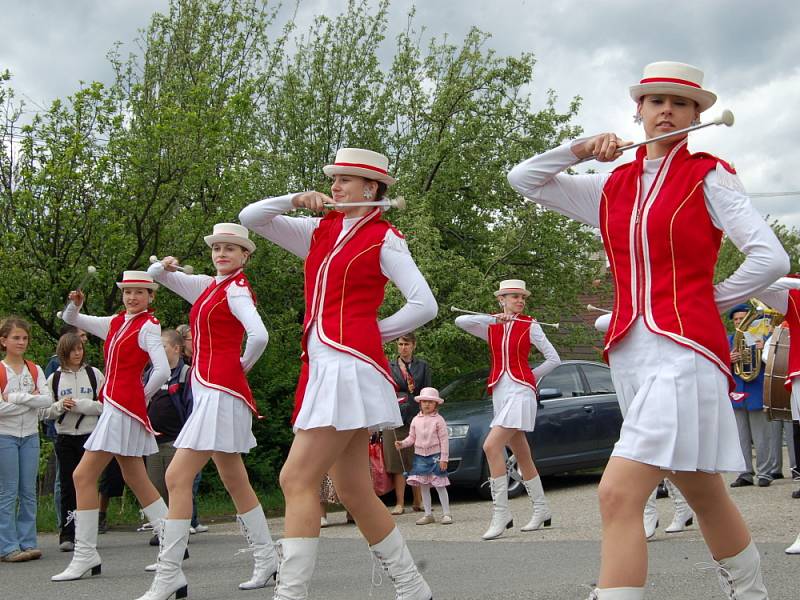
[273, 538, 319, 600]
[785, 532, 800, 554]
[664, 480, 694, 533]
[521, 476, 552, 531]
[51, 509, 102, 581]
[369, 527, 432, 600]
[643, 488, 659, 539]
[482, 476, 513, 540]
[238, 505, 278, 590]
[586, 587, 645, 599]
[713, 541, 768, 599]
[136, 519, 190, 600]
[143, 499, 189, 573]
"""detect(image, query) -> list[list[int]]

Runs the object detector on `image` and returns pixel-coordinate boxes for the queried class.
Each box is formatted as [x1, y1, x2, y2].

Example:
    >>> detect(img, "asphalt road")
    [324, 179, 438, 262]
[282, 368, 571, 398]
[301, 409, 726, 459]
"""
[5, 470, 799, 599]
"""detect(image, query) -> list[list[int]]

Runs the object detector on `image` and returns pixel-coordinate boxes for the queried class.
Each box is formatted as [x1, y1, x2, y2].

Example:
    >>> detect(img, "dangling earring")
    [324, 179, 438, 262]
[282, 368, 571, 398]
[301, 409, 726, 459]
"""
[363, 188, 374, 201]
[633, 113, 643, 125]
[690, 118, 701, 126]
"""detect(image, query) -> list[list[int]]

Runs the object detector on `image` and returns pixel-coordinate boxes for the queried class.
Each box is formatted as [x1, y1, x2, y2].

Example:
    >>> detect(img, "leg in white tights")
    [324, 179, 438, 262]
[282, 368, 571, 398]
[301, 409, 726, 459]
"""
[435, 486, 450, 515]
[419, 484, 433, 515]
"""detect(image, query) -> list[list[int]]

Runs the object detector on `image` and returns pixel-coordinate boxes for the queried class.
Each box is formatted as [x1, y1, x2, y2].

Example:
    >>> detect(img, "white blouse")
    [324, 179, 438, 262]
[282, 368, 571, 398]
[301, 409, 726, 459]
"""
[507, 141, 789, 314]
[454, 314, 561, 381]
[147, 263, 268, 372]
[239, 194, 438, 341]
[61, 302, 170, 399]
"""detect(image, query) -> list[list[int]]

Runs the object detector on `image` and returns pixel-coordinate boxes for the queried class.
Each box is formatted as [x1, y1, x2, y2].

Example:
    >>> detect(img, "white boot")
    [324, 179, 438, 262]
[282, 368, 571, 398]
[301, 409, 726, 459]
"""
[238, 505, 278, 590]
[135, 519, 190, 600]
[586, 587, 645, 599]
[785, 532, 800, 554]
[713, 541, 768, 599]
[643, 488, 659, 540]
[370, 527, 432, 600]
[481, 476, 513, 540]
[664, 480, 694, 533]
[142, 498, 169, 572]
[521, 476, 552, 531]
[51, 509, 102, 581]
[273, 538, 319, 600]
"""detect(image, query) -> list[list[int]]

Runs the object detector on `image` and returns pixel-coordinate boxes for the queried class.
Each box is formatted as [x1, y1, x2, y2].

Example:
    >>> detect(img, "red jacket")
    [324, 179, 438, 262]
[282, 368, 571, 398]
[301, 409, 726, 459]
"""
[101, 311, 158, 432]
[189, 270, 259, 415]
[600, 140, 733, 386]
[784, 289, 800, 390]
[487, 315, 537, 394]
[293, 209, 397, 421]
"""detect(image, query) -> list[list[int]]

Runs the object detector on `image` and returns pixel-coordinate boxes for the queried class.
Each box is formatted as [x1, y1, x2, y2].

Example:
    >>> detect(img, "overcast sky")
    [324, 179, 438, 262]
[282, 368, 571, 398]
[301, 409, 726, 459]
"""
[3, 0, 799, 228]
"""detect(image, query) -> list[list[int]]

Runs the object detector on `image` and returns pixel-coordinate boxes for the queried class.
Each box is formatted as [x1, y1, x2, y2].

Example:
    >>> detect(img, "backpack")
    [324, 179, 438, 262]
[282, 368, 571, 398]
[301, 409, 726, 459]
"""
[51, 366, 99, 429]
[0, 359, 39, 394]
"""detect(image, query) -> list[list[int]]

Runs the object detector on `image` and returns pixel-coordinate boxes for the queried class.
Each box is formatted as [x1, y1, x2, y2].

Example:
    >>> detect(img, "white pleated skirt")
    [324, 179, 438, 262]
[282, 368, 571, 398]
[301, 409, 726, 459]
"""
[293, 327, 402, 432]
[84, 401, 158, 456]
[608, 318, 745, 473]
[174, 375, 256, 454]
[490, 375, 538, 431]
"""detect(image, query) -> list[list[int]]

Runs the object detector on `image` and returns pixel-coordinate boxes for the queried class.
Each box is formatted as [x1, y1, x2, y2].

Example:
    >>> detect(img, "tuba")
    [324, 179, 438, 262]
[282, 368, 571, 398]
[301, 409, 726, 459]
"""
[732, 300, 783, 382]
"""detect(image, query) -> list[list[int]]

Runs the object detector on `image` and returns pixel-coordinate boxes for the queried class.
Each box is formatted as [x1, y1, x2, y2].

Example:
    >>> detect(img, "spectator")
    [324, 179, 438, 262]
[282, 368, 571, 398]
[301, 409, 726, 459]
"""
[0, 316, 51, 563]
[384, 333, 430, 514]
[175, 324, 193, 365]
[41, 332, 104, 552]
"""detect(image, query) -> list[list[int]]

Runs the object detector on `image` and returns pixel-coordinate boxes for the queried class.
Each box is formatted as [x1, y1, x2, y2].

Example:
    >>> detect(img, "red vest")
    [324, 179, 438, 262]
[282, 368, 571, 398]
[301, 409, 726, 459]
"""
[784, 289, 800, 390]
[101, 311, 158, 432]
[189, 270, 260, 415]
[600, 140, 734, 387]
[293, 209, 398, 421]
[487, 315, 537, 393]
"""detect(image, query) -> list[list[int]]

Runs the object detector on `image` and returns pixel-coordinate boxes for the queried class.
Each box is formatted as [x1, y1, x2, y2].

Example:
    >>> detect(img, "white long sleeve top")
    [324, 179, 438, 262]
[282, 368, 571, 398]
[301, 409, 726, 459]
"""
[454, 314, 561, 381]
[0, 361, 51, 437]
[507, 142, 789, 314]
[239, 194, 438, 341]
[147, 263, 269, 372]
[61, 302, 169, 400]
[756, 277, 800, 315]
[41, 366, 105, 436]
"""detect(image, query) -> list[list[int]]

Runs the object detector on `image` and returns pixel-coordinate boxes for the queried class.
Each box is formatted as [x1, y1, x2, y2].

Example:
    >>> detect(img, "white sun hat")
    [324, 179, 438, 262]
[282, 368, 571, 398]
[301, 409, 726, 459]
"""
[494, 279, 531, 298]
[117, 271, 159, 290]
[322, 148, 396, 186]
[629, 61, 717, 113]
[204, 223, 256, 253]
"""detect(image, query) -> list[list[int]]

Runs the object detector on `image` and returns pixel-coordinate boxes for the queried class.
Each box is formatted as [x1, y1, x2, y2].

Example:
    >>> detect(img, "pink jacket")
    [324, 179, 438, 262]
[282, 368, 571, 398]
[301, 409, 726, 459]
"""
[398, 412, 448, 461]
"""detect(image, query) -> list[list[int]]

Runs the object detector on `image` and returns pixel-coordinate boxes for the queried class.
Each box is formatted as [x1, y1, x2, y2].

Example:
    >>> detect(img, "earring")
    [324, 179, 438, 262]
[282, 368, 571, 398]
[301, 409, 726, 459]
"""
[363, 188, 374, 201]
[691, 118, 701, 126]
[633, 114, 643, 125]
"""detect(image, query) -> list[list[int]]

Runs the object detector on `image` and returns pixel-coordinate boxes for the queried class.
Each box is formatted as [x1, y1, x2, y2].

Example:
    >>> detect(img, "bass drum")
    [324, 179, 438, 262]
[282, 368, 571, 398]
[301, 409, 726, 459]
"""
[764, 325, 792, 421]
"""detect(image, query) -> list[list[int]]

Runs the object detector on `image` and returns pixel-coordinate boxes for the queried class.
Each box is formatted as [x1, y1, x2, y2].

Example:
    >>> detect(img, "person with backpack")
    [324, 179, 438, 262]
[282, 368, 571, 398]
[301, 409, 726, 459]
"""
[41, 332, 104, 552]
[0, 316, 51, 563]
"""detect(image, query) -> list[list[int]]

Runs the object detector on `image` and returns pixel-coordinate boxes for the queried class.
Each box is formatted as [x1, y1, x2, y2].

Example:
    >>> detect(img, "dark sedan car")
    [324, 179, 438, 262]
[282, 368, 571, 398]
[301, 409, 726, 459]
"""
[438, 360, 623, 499]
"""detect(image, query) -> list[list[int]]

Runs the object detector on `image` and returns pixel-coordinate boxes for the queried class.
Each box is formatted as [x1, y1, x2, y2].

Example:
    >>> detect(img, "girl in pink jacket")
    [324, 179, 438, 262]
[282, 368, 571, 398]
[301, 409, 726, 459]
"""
[395, 387, 452, 525]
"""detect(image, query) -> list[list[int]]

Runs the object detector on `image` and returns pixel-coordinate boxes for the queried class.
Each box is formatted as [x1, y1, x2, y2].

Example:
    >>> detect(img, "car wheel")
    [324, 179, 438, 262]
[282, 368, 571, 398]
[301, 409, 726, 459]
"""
[477, 454, 524, 500]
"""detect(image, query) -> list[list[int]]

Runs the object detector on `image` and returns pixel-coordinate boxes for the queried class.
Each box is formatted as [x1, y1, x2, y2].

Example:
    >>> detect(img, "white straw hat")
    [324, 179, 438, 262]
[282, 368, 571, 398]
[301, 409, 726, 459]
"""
[116, 271, 159, 290]
[323, 148, 396, 186]
[629, 61, 716, 113]
[415, 387, 444, 405]
[494, 279, 531, 298]
[204, 223, 256, 253]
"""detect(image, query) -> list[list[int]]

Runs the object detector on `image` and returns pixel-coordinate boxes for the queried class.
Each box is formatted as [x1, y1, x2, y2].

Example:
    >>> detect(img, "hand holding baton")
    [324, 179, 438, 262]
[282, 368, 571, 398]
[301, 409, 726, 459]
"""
[149, 255, 194, 274]
[450, 306, 560, 329]
[57, 266, 97, 319]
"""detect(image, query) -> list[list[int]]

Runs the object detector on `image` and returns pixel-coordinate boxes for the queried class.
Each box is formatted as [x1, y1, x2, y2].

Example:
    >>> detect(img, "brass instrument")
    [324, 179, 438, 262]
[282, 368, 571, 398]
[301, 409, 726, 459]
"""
[732, 300, 783, 382]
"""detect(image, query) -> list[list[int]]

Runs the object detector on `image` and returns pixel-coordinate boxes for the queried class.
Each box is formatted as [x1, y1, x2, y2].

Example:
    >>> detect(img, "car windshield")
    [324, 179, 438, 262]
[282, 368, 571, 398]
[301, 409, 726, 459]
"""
[440, 370, 488, 403]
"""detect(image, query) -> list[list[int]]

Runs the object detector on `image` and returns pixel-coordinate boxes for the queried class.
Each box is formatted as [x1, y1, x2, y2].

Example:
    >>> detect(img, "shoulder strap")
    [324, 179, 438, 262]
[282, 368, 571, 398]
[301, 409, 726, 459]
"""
[51, 370, 62, 398]
[84, 366, 98, 401]
[25, 360, 39, 394]
[178, 364, 189, 384]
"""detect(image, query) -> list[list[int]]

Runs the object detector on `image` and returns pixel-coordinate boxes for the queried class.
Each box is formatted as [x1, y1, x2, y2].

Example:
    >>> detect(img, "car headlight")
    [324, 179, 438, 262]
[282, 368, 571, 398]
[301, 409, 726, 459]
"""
[447, 424, 469, 439]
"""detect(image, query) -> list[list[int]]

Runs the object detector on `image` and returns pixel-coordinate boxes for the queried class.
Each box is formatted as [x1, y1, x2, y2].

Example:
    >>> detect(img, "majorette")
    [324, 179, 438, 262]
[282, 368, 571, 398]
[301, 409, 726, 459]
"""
[240, 146, 438, 600]
[139, 222, 273, 600]
[53, 270, 171, 583]
[508, 60, 788, 599]
[455, 278, 561, 540]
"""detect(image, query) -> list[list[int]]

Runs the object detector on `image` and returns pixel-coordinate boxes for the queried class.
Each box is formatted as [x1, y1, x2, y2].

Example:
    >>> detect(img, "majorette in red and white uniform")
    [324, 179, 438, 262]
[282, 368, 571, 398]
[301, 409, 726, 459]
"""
[239, 156, 437, 433]
[148, 223, 268, 454]
[62, 271, 170, 456]
[757, 276, 800, 420]
[507, 64, 789, 473]
[454, 279, 560, 431]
